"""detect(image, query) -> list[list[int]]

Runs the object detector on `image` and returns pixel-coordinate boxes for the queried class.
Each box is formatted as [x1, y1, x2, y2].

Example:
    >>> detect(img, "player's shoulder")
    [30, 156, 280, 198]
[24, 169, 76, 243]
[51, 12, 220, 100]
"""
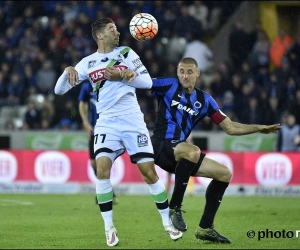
[153, 76, 178, 82]
[79, 51, 98, 64]
[152, 76, 178, 86]
[115, 46, 132, 53]
[197, 88, 214, 100]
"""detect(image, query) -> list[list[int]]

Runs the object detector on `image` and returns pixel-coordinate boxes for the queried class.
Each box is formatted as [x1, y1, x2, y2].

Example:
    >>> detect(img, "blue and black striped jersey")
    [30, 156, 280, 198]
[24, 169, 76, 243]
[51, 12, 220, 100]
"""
[151, 77, 221, 140]
[78, 81, 98, 136]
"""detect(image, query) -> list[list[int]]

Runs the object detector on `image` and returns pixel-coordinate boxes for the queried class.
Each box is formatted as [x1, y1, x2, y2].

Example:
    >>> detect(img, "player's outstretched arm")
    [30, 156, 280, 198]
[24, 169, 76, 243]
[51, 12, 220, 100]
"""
[54, 66, 79, 95]
[219, 117, 282, 136]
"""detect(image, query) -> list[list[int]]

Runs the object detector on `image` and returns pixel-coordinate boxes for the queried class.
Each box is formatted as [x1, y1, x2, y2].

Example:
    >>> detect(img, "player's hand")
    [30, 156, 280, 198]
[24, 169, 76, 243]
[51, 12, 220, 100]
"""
[120, 69, 137, 82]
[259, 124, 282, 134]
[104, 67, 122, 81]
[65, 66, 79, 86]
[83, 121, 94, 140]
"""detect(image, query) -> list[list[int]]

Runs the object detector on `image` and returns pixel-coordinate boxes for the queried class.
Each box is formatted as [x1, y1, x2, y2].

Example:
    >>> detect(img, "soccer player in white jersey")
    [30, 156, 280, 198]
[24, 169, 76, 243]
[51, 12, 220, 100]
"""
[54, 17, 182, 247]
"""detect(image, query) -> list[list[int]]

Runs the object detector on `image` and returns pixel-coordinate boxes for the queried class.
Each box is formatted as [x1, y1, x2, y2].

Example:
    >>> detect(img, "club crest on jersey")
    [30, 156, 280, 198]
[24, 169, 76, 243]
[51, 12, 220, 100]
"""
[171, 100, 198, 115]
[88, 60, 97, 69]
[114, 54, 123, 62]
[137, 134, 148, 147]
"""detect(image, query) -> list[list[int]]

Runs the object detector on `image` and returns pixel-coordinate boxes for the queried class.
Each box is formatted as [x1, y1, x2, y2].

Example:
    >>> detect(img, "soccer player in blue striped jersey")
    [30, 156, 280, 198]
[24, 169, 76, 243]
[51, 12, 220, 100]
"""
[151, 57, 281, 243]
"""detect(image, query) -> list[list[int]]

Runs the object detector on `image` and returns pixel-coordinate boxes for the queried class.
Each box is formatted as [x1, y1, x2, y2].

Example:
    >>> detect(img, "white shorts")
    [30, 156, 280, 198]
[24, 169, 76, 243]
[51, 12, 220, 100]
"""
[94, 112, 154, 163]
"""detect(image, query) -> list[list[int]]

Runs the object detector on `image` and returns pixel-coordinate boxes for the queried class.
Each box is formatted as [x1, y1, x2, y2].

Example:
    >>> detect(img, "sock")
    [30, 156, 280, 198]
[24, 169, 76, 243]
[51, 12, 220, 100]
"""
[169, 158, 195, 209]
[199, 179, 229, 229]
[148, 179, 170, 227]
[96, 179, 114, 230]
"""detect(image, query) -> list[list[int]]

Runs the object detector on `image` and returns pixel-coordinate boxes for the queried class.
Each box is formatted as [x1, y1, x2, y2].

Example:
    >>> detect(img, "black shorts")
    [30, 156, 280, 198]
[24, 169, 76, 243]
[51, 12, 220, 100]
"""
[151, 137, 204, 176]
[89, 135, 95, 160]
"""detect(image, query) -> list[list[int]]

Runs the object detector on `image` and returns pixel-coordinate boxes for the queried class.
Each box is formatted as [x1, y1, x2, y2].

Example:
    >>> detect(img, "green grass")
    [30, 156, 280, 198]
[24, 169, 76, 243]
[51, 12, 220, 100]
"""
[0, 194, 299, 249]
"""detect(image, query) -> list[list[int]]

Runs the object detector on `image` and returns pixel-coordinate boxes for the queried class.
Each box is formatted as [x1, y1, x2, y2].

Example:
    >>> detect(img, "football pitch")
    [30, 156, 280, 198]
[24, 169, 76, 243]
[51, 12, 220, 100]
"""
[0, 194, 299, 249]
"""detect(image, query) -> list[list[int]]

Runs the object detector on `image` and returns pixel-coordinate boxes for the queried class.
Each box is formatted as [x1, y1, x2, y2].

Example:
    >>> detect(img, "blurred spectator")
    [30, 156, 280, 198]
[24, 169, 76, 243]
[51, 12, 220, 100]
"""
[46, 38, 64, 74]
[286, 34, 300, 77]
[229, 73, 243, 97]
[221, 90, 235, 114]
[59, 117, 73, 130]
[217, 61, 232, 84]
[6, 72, 24, 105]
[173, 5, 202, 38]
[264, 96, 281, 125]
[209, 70, 227, 99]
[277, 114, 300, 151]
[247, 21, 263, 51]
[0, 71, 8, 105]
[234, 83, 254, 120]
[238, 61, 254, 84]
[64, 1, 80, 23]
[270, 29, 293, 68]
[23, 64, 37, 100]
[188, 1, 209, 31]
[183, 32, 213, 72]
[79, 1, 98, 21]
[40, 99, 56, 128]
[229, 20, 252, 71]
[255, 65, 269, 89]
[24, 100, 41, 129]
[289, 89, 300, 124]
[41, 117, 51, 130]
[4, 119, 15, 130]
[248, 30, 270, 72]
[165, 33, 187, 64]
[274, 56, 300, 84]
[239, 96, 264, 124]
[55, 98, 80, 129]
[36, 60, 57, 96]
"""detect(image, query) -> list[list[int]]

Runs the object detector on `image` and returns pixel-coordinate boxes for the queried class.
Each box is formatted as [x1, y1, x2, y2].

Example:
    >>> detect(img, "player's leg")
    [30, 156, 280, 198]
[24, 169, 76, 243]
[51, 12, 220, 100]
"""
[166, 173, 172, 194]
[91, 135, 118, 205]
[136, 159, 182, 240]
[192, 156, 232, 243]
[95, 155, 118, 247]
[159, 141, 202, 232]
[94, 118, 124, 247]
[89, 136, 99, 204]
[122, 113, 182, 241]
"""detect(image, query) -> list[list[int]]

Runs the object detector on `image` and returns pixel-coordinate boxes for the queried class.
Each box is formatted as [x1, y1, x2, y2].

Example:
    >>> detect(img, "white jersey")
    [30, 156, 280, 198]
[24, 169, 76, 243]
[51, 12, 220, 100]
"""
[54, 46, 152, 117]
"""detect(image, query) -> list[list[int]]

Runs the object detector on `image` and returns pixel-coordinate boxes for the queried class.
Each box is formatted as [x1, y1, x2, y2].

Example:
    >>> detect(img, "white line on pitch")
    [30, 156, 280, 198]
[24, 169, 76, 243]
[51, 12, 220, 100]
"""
[0, 199, 33, 206]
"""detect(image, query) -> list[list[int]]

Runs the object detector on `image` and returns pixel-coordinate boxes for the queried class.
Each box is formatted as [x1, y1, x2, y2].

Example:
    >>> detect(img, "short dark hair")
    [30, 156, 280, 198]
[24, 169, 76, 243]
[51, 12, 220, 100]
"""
[178, 57, 198, 68]
[91, 18, 114, 42]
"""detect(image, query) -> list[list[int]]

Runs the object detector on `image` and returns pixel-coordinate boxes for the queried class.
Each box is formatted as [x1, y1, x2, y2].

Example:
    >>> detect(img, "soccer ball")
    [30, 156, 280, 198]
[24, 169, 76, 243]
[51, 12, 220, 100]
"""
[129, 13, 158, 41]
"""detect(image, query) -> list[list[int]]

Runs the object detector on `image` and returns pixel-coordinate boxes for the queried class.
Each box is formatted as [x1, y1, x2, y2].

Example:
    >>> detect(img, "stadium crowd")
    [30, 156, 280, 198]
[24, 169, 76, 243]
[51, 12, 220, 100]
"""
[1, 0, 299, 132]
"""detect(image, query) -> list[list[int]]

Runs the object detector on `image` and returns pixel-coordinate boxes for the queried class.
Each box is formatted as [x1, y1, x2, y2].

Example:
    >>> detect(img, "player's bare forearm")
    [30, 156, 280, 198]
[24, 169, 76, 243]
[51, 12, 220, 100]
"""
[104, 67, 123, 81]
[79, 101, 93, 134]
[219, 118, 282, 135]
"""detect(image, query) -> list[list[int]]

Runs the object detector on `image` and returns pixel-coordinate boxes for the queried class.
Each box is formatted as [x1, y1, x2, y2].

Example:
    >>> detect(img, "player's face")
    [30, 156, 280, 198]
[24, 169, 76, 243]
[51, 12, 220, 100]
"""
[177, 63, 200, 93]
[101, 23, 120, 47]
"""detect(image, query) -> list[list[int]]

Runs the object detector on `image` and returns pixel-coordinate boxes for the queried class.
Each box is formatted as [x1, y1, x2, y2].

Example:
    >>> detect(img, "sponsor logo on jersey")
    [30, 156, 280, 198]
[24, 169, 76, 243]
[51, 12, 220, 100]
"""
[171, 100, 199, 115]
[88, 60, 97, 69]
[132, 58, 143, 72]
[137, 134, 148, 147]
[89, 66, 129, 83]
[140, 69, 148, 74]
